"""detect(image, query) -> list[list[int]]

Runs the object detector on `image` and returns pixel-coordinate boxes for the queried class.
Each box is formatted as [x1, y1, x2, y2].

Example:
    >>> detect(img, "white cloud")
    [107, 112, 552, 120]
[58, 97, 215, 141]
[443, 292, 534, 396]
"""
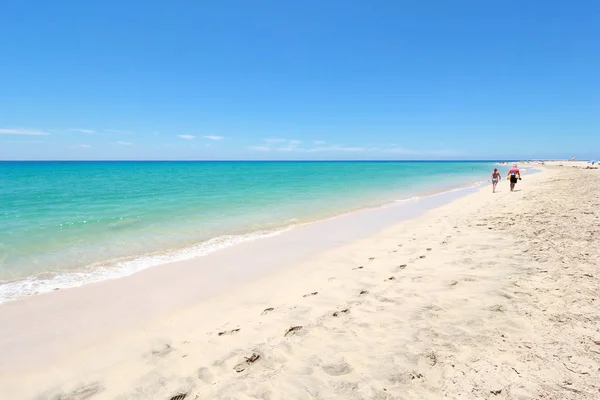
[4, 140, 45, 144]
[249, 138, 302, 152]
[383, 147, 463, 156]
[249, 139, 367, 154]
[248, 146, 271, 151]
[118, 141, 133, 146]
[0, 128, 49, 136]
[70, 144, 91, 149]
[178, 135, 195, 140]
[70, 129, 95, 134]
[204, 135, 225, 141]
[277, 139, 302, 152]
[306, 145, 365, 153]
[426, 149, 465, 157]
[383, 147, 416, 154]
[248, 139, 459, 157]
[264, 138, 287, 143]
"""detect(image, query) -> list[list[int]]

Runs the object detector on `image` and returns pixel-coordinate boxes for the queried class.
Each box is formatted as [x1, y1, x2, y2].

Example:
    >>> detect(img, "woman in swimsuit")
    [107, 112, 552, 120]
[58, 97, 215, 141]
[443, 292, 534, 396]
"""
[491, 168, 501, 193]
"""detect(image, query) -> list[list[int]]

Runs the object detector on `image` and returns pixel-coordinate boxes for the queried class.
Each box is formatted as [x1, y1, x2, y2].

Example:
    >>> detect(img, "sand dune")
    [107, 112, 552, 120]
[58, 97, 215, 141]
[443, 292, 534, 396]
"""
[1, 165, 599, 399]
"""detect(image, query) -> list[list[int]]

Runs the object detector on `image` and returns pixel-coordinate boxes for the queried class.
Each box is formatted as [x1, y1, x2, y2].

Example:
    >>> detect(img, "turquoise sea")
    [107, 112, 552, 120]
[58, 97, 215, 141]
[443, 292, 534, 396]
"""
[0, 161, 499, 302]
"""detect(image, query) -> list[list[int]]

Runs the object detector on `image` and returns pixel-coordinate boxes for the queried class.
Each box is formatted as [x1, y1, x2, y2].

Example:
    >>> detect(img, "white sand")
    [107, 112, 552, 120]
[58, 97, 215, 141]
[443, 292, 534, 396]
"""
[1, 165, 599, 399]
[522, 160, 598, 169]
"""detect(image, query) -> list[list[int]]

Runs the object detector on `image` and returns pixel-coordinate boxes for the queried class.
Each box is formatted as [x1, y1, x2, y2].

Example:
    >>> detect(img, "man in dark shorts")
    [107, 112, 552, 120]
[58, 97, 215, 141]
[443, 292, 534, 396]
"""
[507, 164, 521, 192]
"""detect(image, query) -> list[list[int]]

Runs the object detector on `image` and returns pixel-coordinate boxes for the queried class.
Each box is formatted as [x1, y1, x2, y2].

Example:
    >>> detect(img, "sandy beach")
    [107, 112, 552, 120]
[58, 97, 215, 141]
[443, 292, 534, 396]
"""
[1, 164, 599, 399]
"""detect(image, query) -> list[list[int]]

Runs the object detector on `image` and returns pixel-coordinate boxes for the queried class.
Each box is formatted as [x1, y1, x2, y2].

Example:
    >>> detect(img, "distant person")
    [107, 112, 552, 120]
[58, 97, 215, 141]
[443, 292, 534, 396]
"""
[507, 164, 521, 192]
[491, 168, 501, 193]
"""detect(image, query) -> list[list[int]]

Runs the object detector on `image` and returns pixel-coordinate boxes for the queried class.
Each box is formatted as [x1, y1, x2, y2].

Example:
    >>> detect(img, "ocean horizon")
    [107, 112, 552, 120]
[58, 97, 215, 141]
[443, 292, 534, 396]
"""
[1, 159, 511, 163]
[0, 160, 503, 302]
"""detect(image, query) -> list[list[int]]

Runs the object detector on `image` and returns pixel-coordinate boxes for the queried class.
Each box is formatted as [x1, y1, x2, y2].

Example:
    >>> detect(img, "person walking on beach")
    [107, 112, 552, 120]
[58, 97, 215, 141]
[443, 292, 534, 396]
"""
[507, 164, 521, 192]
[491, 168, 501, 193]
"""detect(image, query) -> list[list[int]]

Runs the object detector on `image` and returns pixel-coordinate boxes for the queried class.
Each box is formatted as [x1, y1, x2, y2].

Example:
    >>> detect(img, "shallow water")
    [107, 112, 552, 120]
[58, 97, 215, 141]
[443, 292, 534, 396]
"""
[0, 161, 498, 301]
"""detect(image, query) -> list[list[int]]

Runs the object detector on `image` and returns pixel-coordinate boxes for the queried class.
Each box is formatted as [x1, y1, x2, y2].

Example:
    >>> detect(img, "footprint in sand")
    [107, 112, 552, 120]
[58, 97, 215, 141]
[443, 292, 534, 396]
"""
[322, 361, 353, 376]
[197, 367, 214, 384]
[419, 255, 426, 259]
[234, 353, 261, 373]
[170, 393, 188, 400]
[42, 382, 105, 400]
[488, 304, 506, 313]
[410, 372, 424, 380]
[353, 266, 364, 270]
[261, 307, 274, 315]
[284, 326, 304, 337]
[218, 328, 240, 336]
[359, 290, 369, 296]
[386, 276, 396, 281]
[303, 291, 318, 297]
[424, 351, 438, 366]
[426, 248, 432, 251]
[151, 344, 173, 358]
[369, 257, 375, 261]
[333, 309, 350, 317]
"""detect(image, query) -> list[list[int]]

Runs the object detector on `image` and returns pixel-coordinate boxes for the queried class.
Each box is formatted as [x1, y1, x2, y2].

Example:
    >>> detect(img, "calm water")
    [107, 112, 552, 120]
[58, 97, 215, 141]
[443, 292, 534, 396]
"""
[0, 161, 497, 301]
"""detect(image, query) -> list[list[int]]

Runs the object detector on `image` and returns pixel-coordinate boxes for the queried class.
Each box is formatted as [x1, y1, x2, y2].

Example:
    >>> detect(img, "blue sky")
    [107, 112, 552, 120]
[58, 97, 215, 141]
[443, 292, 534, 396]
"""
[1, 0, 598, 160]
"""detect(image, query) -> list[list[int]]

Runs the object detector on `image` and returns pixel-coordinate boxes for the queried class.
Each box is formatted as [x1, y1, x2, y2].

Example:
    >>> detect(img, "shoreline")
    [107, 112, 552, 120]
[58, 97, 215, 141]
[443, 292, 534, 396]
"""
[0, 172, 495, 304]
[0, 175, 498, 373]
